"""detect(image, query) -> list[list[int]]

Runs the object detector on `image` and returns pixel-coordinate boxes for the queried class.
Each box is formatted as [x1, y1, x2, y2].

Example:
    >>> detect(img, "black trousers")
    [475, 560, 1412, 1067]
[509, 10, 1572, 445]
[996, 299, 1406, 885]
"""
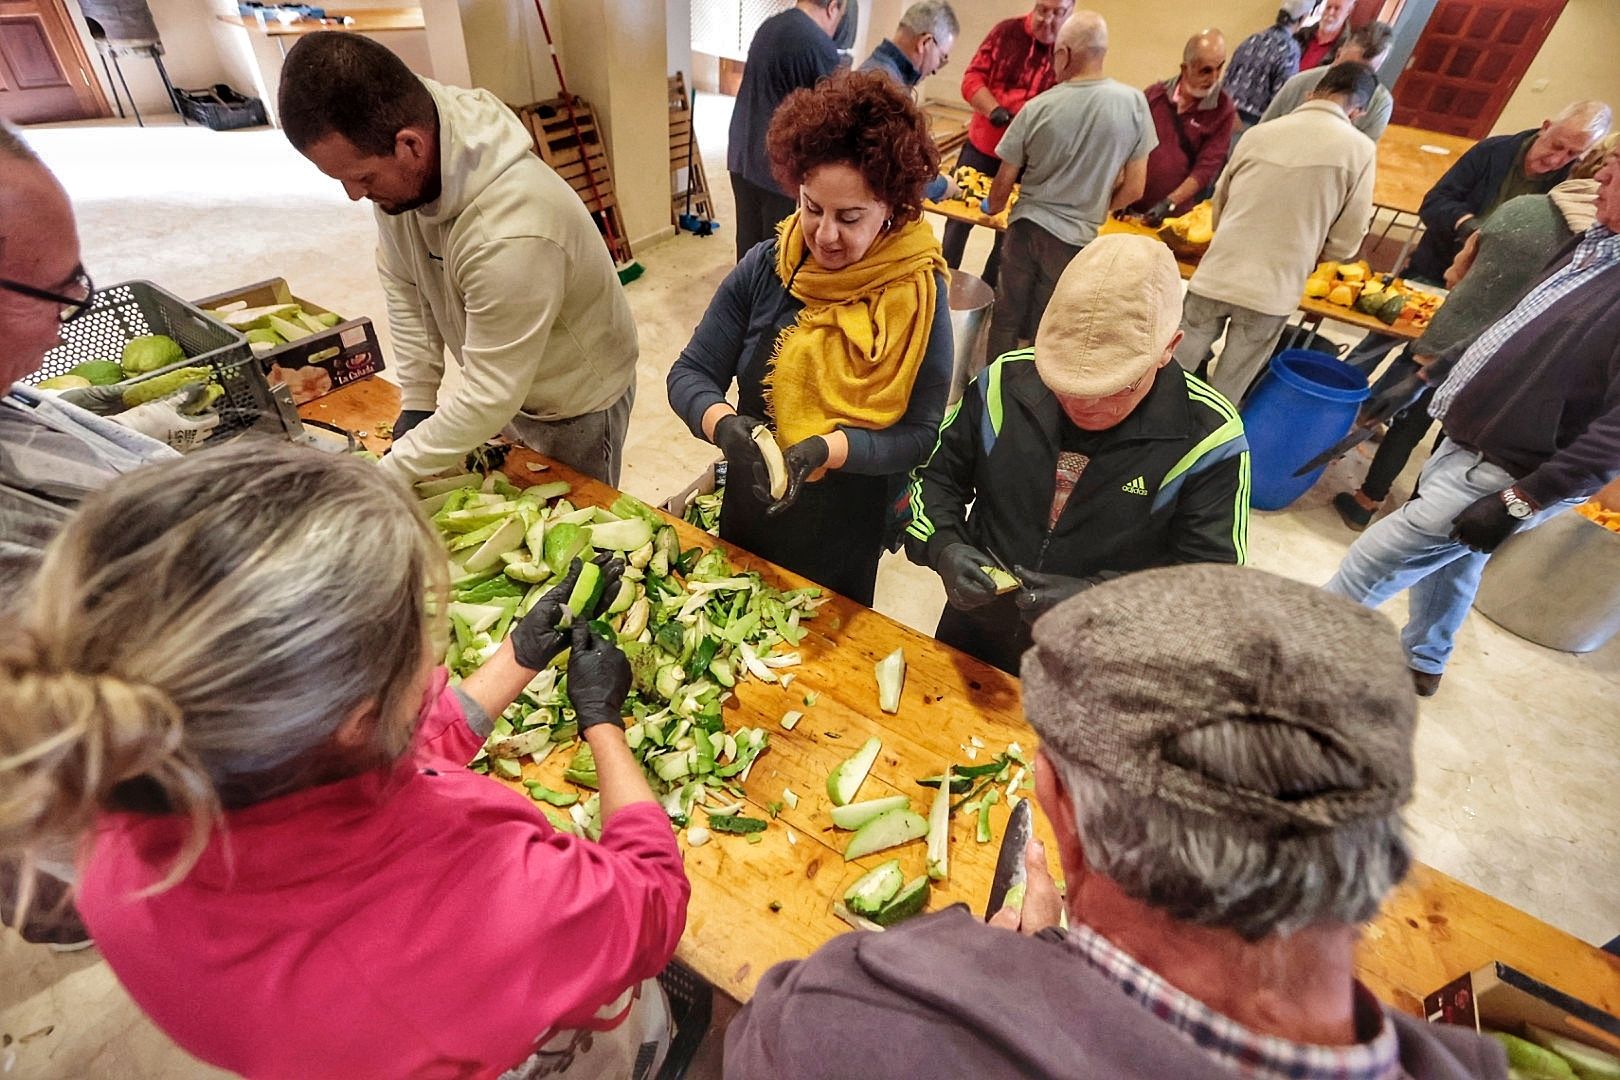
[730, 173, 798, 262]
[988, 219, 1083, 360]
[1360, 387, 1438, 502]
[940, 141, 1007, 287]
[935, 597, 1031, 676]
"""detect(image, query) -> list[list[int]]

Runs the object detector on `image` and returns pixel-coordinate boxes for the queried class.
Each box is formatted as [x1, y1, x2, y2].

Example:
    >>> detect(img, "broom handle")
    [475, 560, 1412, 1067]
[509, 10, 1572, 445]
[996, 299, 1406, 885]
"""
[531, 0, 632, 264]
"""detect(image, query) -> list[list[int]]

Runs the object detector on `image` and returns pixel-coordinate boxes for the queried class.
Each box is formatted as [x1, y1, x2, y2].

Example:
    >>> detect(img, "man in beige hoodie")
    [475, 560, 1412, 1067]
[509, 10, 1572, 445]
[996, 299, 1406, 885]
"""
[1174, 61, 1377, 404]
[278, 33, 638, 485]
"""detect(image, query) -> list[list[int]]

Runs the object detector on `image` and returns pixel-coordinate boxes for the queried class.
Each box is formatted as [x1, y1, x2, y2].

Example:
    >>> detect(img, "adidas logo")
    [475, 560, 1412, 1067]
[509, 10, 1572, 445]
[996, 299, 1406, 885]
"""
[1122, 476, 1149, 496]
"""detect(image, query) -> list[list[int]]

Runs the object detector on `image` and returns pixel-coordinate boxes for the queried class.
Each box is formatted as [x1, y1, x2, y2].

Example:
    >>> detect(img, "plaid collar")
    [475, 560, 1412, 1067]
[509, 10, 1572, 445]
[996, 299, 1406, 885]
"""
[1058, 923, 1404, 1080]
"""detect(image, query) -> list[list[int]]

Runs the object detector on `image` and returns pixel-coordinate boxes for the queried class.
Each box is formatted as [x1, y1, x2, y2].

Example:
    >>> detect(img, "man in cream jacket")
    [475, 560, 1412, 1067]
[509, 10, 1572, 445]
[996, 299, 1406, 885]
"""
[278, 33, 637, 484]
[1174, 61, 1376, 405]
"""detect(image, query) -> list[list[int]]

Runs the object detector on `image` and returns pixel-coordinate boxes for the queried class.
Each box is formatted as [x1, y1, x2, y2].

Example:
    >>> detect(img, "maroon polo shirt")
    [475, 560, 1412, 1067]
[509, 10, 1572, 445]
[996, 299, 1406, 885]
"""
[1131, 77, 1237, 213]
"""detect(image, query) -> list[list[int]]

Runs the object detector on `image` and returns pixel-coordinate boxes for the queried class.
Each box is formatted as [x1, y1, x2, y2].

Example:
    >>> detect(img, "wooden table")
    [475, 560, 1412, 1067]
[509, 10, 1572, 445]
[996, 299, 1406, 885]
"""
[299, 378, 1620, 1016]
[1098, 218, 1432, 343]
[1375, 124, 1477, 217]
[1369, 125, 1478, 274]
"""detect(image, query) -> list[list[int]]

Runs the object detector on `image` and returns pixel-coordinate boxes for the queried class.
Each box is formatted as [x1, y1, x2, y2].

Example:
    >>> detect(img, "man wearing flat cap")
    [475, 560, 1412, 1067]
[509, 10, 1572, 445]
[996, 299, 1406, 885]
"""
[724, 565, 1508, 1080]
[905, 232, 1250, 674]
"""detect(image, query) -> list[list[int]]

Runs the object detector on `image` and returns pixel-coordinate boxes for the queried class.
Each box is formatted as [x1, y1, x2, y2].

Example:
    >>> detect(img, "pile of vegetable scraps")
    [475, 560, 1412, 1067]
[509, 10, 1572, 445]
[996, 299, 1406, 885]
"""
[419, 469, 826, 843]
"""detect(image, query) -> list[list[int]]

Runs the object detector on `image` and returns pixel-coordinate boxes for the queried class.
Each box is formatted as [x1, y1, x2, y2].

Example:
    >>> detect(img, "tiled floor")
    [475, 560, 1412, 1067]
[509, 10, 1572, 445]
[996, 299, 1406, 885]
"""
[4, 98, 1617, 1078]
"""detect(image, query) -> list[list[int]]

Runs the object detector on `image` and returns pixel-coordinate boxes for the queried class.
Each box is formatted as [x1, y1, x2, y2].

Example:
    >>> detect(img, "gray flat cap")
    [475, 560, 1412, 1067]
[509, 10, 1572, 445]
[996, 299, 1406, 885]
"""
[1020, 564, 1415, 832]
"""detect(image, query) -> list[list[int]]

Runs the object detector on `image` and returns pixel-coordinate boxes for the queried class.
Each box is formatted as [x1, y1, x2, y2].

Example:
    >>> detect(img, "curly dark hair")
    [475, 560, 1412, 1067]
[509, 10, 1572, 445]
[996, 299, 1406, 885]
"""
[766, 69, 941, 225]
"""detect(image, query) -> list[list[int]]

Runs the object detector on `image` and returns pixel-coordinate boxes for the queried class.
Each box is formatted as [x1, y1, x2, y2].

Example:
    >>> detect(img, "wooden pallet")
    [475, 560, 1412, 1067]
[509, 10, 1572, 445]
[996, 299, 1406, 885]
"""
[668, 72, 716, 227]
[513, 96, 632, 261]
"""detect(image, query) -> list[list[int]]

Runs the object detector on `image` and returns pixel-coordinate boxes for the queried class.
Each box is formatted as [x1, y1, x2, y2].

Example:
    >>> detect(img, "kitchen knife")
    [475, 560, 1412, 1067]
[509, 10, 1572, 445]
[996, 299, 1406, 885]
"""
[1292, 426, 1375, 478]
[984, 797, 1033, 920]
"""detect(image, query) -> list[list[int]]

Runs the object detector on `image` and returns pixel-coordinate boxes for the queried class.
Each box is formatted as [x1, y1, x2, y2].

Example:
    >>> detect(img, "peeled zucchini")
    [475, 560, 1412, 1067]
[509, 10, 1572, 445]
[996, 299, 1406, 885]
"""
[752, 425, 788, 500]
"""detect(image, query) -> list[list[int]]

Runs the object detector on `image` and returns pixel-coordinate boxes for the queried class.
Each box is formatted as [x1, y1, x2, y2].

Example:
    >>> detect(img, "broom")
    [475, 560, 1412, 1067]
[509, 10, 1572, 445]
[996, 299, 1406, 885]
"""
[530, 0, 645, 285]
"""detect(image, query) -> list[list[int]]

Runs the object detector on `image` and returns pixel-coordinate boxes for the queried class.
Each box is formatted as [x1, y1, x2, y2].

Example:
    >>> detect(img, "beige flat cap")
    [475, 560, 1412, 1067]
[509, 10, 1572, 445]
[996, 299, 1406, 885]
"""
[1034, 233, 1184, 398]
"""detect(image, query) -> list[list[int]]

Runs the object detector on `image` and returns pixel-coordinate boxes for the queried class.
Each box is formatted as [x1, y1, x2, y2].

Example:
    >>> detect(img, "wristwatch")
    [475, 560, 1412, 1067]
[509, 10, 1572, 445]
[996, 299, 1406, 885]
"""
[1500, 486, 1537, 520]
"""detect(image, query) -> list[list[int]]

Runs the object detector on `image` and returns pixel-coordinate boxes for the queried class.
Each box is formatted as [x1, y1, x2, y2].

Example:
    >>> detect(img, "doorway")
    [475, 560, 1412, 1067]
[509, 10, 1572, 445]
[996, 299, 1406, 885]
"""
[1389, 0, 1566, 138]
[0, 0, 109, 124]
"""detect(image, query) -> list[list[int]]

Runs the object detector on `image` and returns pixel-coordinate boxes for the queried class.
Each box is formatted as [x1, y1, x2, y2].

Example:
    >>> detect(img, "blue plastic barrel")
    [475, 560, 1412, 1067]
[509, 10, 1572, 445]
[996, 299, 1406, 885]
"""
[1239, 349, 1370, 511]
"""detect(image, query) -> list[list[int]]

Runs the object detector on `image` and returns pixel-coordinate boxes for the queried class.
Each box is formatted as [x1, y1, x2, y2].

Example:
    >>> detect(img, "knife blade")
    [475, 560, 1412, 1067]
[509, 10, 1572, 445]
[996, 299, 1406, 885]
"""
[984, 798, 1033, 920]
[982, 543, 1015, 576]
[1291, 426, 1375, 478]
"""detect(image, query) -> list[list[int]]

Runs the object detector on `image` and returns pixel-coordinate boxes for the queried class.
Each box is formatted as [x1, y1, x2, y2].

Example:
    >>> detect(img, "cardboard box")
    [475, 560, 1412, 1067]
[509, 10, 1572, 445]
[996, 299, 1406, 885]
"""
[194, 278, 384, 405]
[1426, 962, 1620, 1068]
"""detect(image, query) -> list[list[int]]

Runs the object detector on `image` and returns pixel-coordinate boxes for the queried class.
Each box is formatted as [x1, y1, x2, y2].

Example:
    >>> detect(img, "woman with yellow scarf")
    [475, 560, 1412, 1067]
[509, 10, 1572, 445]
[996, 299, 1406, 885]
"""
[667, 70, 953, 605]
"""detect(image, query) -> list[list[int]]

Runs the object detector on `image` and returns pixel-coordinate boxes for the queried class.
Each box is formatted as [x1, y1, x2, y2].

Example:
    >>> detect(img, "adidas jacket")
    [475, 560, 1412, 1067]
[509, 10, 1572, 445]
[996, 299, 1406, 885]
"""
[905, 351, 1250, 582]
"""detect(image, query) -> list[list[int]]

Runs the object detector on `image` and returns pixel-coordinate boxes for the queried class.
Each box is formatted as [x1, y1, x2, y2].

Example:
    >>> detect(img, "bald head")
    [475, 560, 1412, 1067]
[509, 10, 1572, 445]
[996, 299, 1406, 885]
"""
[1180, 28, 1227, 98]
[1, 126, 82, 386]
[1527, 100, 1613, 177]
[1054, 10, 1107, 79]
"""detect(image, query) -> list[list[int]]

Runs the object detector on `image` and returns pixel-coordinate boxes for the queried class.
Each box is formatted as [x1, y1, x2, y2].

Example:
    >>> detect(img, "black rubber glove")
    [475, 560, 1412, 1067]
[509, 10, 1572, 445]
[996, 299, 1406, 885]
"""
[713, 413, 774, 503]
[1013, 565, 1097, 621]
[1357, 371, 1429, 429]
[392, 409, 433, 440]
[509, 554, 623, 668]
[1450, 491, 1526, 553]
[566, 624, 631, 732]
[988, 105, 1013, 128]
[934, 543, 1001, 611]
[767, 436, 830, 517]
[1141, 198, 1176, 227]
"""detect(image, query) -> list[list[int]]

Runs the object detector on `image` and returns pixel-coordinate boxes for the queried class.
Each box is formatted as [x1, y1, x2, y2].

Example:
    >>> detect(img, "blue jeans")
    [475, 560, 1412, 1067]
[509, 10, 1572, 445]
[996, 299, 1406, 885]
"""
[1324, 438, 1575, 673]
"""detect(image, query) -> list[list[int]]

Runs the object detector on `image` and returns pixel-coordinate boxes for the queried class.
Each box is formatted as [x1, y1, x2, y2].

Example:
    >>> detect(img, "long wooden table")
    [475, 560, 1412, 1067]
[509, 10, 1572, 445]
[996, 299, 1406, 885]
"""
[298, 378, 1620, 1017]
[1375, 124, 1477, 217]
[923, 199, 1430, 344]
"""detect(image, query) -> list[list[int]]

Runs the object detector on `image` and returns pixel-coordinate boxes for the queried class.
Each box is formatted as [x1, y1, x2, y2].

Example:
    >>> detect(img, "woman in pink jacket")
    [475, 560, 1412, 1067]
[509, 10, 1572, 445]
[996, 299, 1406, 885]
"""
[0, 442, 689, 1079]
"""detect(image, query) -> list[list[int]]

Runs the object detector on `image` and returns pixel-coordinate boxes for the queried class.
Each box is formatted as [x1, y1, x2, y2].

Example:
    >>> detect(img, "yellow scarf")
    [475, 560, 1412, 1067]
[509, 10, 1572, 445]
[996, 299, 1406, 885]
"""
[766, 214, 946, 450]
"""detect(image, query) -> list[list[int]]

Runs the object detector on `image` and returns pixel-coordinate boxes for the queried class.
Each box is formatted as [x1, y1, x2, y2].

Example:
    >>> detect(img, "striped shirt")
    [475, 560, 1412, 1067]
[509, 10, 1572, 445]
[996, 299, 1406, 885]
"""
[1432, 225, 1620, 420]
[1059, 923, 1404, 1080]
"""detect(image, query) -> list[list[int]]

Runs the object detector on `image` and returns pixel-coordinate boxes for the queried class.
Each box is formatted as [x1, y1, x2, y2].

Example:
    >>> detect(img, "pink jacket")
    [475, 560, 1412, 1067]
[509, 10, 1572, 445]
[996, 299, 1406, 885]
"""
[76, 669, 689, 1079]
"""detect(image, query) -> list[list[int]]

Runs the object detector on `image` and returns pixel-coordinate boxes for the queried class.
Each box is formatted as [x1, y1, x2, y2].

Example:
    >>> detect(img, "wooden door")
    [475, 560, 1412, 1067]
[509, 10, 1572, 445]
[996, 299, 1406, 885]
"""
[0, 0, 108, 124]
[1390, 0, 1565, 138]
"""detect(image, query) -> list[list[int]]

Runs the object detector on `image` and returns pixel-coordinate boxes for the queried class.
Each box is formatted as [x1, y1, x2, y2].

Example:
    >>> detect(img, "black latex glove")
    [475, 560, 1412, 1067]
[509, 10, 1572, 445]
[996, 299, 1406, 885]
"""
[988, 105, 1013, 128]
[1141, 198, 1176, 227]
[1357, 371, 1428, 429]
[767, 436, 830, 516]
[1450, 491, 1525, 554]
[1013, 565, 1097, 620]
[392, 409, 433, 440]
[1456, 215, 1482, 241]
[566, 624, 631, 732]
[935, 542, 1001, 611]
[509, 554, 623, 668]
[714, 413, 774, 503]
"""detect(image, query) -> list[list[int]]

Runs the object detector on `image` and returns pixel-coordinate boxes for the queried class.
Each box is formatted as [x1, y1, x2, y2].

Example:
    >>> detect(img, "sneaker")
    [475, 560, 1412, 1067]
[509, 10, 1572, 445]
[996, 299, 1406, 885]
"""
[1332, 492, 1376, 531]
[1410, 669, 1442, 697]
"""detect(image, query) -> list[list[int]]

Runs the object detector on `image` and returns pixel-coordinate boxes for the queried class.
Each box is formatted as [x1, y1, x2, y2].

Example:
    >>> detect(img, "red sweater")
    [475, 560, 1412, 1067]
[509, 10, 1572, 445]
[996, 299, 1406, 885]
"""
[76, 669, 690, 1080]
[960, 15, 1059, 158]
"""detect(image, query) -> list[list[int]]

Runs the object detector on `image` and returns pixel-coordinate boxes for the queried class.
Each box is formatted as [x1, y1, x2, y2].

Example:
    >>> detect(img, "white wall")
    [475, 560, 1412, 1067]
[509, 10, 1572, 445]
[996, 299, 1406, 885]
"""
[1493, 0, 1620, 136]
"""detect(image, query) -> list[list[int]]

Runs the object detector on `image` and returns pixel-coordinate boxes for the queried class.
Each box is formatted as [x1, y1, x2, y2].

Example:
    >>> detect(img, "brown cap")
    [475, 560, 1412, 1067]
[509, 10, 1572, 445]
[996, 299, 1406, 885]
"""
[1034, 233, 1184, 398]
[1020, 564, 1415, 833]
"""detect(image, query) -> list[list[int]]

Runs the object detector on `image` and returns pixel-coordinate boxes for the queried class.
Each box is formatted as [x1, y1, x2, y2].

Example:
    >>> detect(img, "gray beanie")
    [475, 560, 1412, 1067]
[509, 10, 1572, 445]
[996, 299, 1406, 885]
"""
[1020, 564, 1415, 833]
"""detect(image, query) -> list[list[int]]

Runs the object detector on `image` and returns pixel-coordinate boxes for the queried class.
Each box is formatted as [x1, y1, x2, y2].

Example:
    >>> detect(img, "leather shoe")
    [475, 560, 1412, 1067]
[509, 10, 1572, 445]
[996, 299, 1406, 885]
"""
[1410, 669, 1442, 697]
[1332, 491, 1376, 531]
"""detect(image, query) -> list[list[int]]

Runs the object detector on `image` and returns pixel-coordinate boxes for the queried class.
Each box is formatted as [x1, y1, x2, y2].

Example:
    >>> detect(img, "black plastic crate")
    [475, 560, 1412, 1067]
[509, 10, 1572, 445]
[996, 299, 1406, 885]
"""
[176, 84, 267, 131]
[25, 279, 292, 442]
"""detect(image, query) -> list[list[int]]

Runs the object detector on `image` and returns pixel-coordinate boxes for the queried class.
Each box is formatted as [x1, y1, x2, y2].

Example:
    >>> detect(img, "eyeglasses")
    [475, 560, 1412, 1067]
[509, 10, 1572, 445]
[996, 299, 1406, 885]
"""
[0, 268, 95, 323]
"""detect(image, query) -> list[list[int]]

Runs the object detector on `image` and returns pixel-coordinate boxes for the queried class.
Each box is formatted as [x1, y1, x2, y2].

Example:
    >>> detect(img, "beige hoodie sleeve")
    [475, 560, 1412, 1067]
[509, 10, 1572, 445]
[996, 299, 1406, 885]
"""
[379, 236, 567, 482]
[1322, 148, 1376, 263]
[376, 228, 448, 414]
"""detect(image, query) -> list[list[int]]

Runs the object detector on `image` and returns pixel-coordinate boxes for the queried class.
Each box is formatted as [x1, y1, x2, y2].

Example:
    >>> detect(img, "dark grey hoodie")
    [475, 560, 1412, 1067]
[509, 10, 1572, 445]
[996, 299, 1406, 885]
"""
[724, 907, 1505, 1079]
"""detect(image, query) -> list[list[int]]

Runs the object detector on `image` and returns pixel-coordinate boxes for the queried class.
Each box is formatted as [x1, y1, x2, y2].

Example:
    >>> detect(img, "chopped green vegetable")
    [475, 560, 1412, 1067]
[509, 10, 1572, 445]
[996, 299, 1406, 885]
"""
[523, 781, 579, 807]
[976, 787, 1000, 844]
[707, 814, 768, 835]
[844, 807, 928, 861]
[926, 766, 951, 880]
[780, 710, 803, 731]
[120, 366, 212, 407]
[826, 736, 881, 806]
[871, 875, 931, 926]
[843, 858, 905, 916]
[829, 794, 910, 831]
[875, 648, 906, 714]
